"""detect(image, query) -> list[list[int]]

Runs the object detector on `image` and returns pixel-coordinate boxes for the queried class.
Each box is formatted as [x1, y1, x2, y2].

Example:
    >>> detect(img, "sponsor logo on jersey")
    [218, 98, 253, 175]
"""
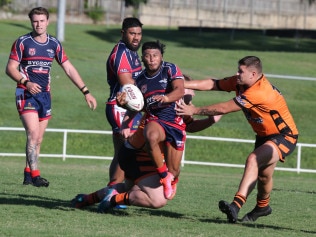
[47, 49, 55, 58]
[29, 48, 36, 56]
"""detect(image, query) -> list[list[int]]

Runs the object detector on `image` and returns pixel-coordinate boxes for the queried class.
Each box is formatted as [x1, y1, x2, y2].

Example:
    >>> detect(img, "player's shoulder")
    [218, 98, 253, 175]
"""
[16, 32, 32, 42]
[47, 34, 61, 44]
[162, 61, 176, 67]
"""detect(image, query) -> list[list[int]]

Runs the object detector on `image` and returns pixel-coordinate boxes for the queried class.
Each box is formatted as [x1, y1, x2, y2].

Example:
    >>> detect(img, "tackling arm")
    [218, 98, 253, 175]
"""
[184, 77, 218, 91]
[176, 99, 241, 116]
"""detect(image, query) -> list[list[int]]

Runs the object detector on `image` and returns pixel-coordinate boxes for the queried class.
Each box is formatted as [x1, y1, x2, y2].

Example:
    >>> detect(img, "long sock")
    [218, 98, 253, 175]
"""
[156, 163, 168, 178]
[232, 192, 247, 211]
[30, 169, 40, 178]
[86, 191, 101, 205]
[257, 195, 270, 208]
[110, 192, 130, 206]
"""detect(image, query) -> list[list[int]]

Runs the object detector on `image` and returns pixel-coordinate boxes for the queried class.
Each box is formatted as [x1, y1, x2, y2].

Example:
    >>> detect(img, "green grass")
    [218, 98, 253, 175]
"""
[0, 20, 316, 236]
[0, 157, 315, 237]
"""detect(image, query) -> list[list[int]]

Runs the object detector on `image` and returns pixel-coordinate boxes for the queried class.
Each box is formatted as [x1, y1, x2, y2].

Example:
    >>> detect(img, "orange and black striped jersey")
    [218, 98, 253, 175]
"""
[216, 75, 298, 137]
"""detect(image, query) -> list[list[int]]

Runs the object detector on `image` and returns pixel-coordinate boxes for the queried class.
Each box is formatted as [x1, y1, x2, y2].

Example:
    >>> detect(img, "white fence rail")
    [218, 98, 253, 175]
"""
[1, 127, 316, 174]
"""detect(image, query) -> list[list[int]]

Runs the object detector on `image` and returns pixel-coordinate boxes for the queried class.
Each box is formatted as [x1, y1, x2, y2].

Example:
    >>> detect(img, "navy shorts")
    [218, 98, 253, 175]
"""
[15, 88, 52, 121]
[149, 120, 186, 151]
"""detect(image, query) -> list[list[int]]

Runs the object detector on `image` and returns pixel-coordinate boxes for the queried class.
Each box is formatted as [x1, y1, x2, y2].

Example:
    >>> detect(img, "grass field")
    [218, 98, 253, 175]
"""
[1, 157, 315, 237]
[0, 19, 316, 236]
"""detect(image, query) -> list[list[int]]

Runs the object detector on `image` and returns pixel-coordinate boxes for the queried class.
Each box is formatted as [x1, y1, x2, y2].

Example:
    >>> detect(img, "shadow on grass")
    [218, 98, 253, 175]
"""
[5, 22, 32, 31]
[0, 192, 71, 210]
[86, 28, 316, 53]
[199, 217, 316, 235]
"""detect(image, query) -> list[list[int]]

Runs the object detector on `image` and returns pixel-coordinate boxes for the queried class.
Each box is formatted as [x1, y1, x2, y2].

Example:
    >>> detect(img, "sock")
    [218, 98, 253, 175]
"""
[257, 195, 270, 208]
[24, 167, 31, 173]
[31, 169, 40, 178]
[110, 192, 130, 206]
[232, 192, 247, 211]
[156, 163, 168, 178]
[86, 191, 101, 205]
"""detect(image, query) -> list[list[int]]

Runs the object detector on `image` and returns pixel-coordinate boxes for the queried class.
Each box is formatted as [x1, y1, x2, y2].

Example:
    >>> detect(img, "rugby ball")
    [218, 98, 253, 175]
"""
[121, 84, 144, 112]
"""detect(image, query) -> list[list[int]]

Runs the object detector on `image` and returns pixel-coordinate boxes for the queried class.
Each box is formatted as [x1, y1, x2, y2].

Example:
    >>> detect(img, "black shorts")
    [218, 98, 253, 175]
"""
[118, 145, 156, 182]
[255, 134, 298, 162]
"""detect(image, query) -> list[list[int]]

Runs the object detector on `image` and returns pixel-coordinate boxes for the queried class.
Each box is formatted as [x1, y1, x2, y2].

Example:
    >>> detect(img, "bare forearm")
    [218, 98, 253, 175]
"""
[184, 78, 216, 91]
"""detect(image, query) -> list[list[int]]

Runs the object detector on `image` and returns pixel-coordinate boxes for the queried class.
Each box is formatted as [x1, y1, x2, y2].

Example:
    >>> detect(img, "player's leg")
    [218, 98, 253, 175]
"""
[129, 175, 167, 208]
[106, 175, 167, 209]
[242, 135, 297, 222]
[165, 144, 183, 199]
[144, 121, 166, 169]
[21, 112, 49, 187]
[219, 142, 278, 223]
[105, 103, 126, 185]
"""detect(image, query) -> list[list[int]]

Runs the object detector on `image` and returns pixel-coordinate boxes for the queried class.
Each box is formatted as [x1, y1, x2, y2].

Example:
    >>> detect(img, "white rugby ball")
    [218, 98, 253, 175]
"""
[121, 84, 144, 112]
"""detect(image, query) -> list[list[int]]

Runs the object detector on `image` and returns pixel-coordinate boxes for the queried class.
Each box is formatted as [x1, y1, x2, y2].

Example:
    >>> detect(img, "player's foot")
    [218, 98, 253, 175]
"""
[218, 200, 239, 223]
[98, 188, 118, 213]
[32, 176, 49, 187]
[160, 172, 174, 200]
[241, 205, 272, 222]
[23, 172, 33, 185]
[71, 194, 89, 208]
[114, 205, 127, 209]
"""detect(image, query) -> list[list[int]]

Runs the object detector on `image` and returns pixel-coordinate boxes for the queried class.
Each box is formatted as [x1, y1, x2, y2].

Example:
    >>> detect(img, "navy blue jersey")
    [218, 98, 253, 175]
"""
[9, 32, 68, 92]
[136, 61, 185, 128]
[106, 40, 142, 103]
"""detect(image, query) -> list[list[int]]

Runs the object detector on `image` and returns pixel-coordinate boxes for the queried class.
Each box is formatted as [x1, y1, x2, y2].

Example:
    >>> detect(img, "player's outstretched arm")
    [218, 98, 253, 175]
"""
[184, 77, 217, 91]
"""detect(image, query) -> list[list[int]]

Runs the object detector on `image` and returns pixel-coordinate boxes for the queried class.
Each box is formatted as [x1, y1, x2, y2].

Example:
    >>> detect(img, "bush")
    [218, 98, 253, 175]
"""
[86, 6, 104, 24]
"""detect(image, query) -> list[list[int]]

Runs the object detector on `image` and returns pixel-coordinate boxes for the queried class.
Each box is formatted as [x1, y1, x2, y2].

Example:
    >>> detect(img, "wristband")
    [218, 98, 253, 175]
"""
[83, 90, 90, 95]
[80, 85, 87, 91]
[23, 80, 29, 87]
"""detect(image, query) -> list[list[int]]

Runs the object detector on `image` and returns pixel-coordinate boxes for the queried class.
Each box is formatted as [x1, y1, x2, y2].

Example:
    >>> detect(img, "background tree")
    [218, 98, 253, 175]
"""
[125, 0, 147, 18]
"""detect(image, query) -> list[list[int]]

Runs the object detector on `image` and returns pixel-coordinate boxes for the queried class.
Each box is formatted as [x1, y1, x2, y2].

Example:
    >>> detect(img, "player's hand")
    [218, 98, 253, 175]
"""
[153, 94, 169, 103]
[175, 99, 196, 116]
[116, 92, 128, 107]
[85, 93, 97, 110]
[120, 127, 131, 139]
[26, 81, 42, 94]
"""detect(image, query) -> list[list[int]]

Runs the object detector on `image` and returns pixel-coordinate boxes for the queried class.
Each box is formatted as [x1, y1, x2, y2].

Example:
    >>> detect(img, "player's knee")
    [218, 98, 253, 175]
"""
[150, 198, 167, 208]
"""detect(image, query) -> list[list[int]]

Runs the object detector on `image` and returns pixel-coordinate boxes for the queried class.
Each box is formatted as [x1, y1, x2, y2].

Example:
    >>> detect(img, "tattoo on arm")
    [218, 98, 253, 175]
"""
[199, 108, 218, 116]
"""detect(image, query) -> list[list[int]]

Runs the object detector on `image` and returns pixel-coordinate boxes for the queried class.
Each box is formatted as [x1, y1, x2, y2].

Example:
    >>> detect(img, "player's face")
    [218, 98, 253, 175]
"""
[122, 27, 142, 51]
[31, 14, 49, 36]
[236, 65, 255, 86]
[142, 49, 163, 76]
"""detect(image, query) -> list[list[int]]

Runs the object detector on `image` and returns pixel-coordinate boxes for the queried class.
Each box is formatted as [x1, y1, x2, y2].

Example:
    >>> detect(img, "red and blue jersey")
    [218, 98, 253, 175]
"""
[136, 61, 185, 130]
[9, 32, 68, 92]
[106, 40, 142, 103]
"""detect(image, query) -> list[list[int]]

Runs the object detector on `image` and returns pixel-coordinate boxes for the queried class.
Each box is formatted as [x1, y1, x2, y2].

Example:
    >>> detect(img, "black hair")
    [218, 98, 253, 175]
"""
[122, 17, 143, 31]
[238, 56, 262, 74]
[142, 40, 166, 55]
